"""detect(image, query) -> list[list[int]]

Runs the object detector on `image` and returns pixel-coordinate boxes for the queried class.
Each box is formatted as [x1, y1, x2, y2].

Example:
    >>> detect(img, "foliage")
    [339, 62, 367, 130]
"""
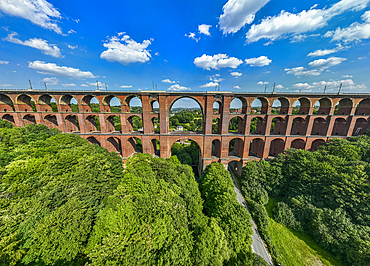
[199, 162, 254, 265]
[171, 140, 200, 165]
[272, 202, 301, 231]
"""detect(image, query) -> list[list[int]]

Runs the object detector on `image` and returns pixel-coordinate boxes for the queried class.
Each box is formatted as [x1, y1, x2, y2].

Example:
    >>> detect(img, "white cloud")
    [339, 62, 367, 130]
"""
[246, 0, 370, 43]
[167, 84, 191, 91]
[81, 84, 88, 87]
[257, 81, 269, 85]
[230, 71, 242, 77]
[4, 32, 63, 58]
[276, 84, 284, 89]
[292, 83, 314, 90]
[200, 82, 219, 88]
[0, 0, 62, 34]
[313, 79, 367, 90]
[185, 32, 199, 42]
[210, 74, 224, 83]
[290, 34, 308, 43]
[245, 56, 272, 67]
[285, 56, 346, 76]
[0, 60, 9, 64]
[325, 11, 370, 42]
[194, 54, 243, 70]
[62, 83, 76, 87]
[307, 44, 346, 57]
[342, 74, 353, 78]
[198, 24, 211, 36]
[234, 85, 241, 89]
[29, 61, 96, 79]
[67, 44, 77, 50]
[219, 0, 270, 34]
[67, 29, 76, 35]
[100, 34, 152, 65]
[162, 78, 176, 84]
[0, 84, 12, 87]
[308, 56, 346, 69]
[43, 77, 58, 85]
[120, 85, 133, 88]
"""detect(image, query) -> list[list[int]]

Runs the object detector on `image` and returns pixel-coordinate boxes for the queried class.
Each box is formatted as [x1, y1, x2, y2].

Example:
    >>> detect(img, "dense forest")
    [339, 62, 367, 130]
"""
[0, 120, 267, 265]
[239, 134, 370, 265]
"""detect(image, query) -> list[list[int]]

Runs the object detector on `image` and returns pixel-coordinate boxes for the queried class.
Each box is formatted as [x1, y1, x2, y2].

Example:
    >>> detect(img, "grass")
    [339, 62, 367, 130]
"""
[265, 199, 343, 266]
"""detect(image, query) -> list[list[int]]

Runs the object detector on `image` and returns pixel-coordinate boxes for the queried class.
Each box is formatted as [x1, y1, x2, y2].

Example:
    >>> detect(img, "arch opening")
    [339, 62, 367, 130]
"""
[352, 118, 368, 136]
[2, 114, 15, 125]
[335, 98, 353, 115]
[106, 137, 122, 155]
[87, 137, 100, 146]
[290, 117, 306, 135]
[251, 97, 268, 114]
[151, 138, 160, 156]
[169, 97, 203, 133]
[0, 94, 14, 112]
[356, 98, 370, 115]
[229, 117, 244, 134]
[60, 95, 79, 112]
[272, 97, 290, 114]
[17, 94, 36, 112]
[104, 96, 121, 113]
[152, 117, 160, 133]
[107, 115, 121, 132]
[213, 101, 221, 114]
[250, 117, 265, 134]
[171, 139, 201, 166]
[331, 118, 348, 136]
[269, 138, 285, 157]
[212, 118, 221, 134]
[82, 95, 100, 113]
[128, 97, 142, 113]
[249, 138, 265, 158]
[229, 138, 244, 158]
[292, 98, 311, 114]
[38, 94, 58, 112]
[312, 117, 327, 135]
[127, 137, 142, 156]
[212, 139, 221, 158]
[65, 115, 79, 132]
[128, 115, 143, 133]
[151, 100, 159, 113]
[230, 98, 246, 114]
[271, 117, 286, 135]
[291, 139, 306, 150]
[310, 139, 325, 151]
[23, 114, 36, 124]
[85, 115, 100, 132]
[314, 98, 332, 115]
[44, 115, 58, 129]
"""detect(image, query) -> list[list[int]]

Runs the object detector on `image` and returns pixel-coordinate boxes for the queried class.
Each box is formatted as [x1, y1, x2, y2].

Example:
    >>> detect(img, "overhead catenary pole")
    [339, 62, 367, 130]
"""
[96, 80, 99, 90]
[264, 85, 267, 93]
[155, 84, 157, 91]
[44, 82, 48, 90]
[153, 81, 155, 90]
[105, 83, 108, 91]
[323, 86, 326, 94]
[28, 79, 33, 90]
[272, 83, 276, 93]
[338, 83, 342, 94]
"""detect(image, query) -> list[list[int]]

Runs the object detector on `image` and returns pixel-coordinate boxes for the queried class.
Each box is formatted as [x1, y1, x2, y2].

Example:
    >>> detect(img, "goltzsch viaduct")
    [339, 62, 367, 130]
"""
[0, 89, 369, 169]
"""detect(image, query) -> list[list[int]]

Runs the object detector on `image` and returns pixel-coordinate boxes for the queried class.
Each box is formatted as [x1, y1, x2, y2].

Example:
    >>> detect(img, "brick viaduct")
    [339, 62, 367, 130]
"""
[0, 90, 369, 169]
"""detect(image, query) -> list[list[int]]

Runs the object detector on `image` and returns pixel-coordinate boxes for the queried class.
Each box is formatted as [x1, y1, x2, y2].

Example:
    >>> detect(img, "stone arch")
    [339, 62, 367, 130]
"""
[312, 117, 327, 135]
[151, 138, 160, 156]
[85, 115, 99, 132]
[126, 96, 142, 113]
[352, 118, 368, 136]
[331, 117, 348, 136]
[0, 94, 14, 112]
[87, 136, 100, 146]
[152, 117, 160, 133]
[169, 96, 204, 114]
[65, 115, 79, 132]
[127, 137, 141, 156]
[212, 118, 221, 134]
[38, 94, 58, 112]
[2, 114, 15, 125]
[250, 117, 265, 134]
[272, 97, 290, 114]
[17, 94, 36, 112]
[168, 137, 203, 159]
[229, 116, 244, 134]
[314, 97, 332, 115]
[336, 98, 353, 115]
[44, 114, 58, 129]
[291, 117, 306, 135]
[230, 97, 247, 114]
[127, 114, 143, 132]
[23, 114, 36, 124]
[103, 95, 121, 113]
[106, 115, 121, 132]
[212, 138, 221, 158]
[291, 139, 306, 150]
[59, 95, 79, 112]
[271, 117, 286, 135]
[106, 137, 121, 154]
[293, 97, 311, 114]
[310, 139, 325, 151]
[213, 100, 222, 114]
[151, 100, 159, 113]
[250, 138, 265, 158]
[229, 137, 244, 158]
[251, 97, 269, 114]
[269, 138, 285, 156]
[81, 95, 100, 112]
[356, 98, 370, 115]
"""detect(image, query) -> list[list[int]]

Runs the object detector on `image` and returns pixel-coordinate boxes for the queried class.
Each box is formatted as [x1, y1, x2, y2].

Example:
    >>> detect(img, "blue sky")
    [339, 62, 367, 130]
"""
[1, 0, 370, 108]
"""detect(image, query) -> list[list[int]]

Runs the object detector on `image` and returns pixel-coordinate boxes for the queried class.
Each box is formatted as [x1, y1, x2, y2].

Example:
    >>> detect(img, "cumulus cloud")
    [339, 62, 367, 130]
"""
[285, 56, 346, 76]
[4, 32, 63, 58]
[276, 84, 284, 89]
[234, 85, 240, 89]
[0, 84, 12, 87]
[313, 79, 367, 90]
[162, 78, 176, 84]
[0, 60, 9, 64]
[43, 77, 58, 85]
[292, 83, 314, 90]
[325, 10, 370, 42]
[120, 85, 133, 88]
[167, 84, 191, 91]
[245, 56, 271, 67]
[29, 61, 96, 79]
[257, 81, 269, 85]
[198, 24, 211, 36]
[67, 44, 77, 50]
[219, 0, 270, 34]
[185, 32, 199, 42]
[62, 83, 76, 87]
[0, 0, 62, 34]
[194, 54, 243, 70]
[210, 74, 224, 83]
[200, 82, 219, 88]
[230, 71, 242, 77]
[100, 33, 152, 64]
[246, 0, 370, 43]
[307, 44, 346, 57]
[342, 74, 353, 78]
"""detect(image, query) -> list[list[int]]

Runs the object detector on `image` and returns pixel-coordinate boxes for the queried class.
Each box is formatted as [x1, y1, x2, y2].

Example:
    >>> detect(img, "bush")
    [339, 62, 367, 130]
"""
[273, 202, 301, 231]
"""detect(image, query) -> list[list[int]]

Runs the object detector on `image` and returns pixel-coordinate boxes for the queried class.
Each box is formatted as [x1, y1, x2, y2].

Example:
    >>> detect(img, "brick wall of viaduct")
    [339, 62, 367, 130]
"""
[0, 90, 369, 169]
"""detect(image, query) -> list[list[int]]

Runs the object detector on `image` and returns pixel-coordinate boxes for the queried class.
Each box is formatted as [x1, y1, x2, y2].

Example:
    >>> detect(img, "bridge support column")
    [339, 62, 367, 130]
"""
[159, 95, 169, 134]
[204, 95, 214, 135]
[285, 115, 293, 135]
[262, 137, 271, 159]
[244, 115, 251, 135]
[14, 113, 25, 127]
[77, 114, 87, 133]
[346, 116, 357, 136]
[265, 116, 273, 135]
[305, 116, 314, 136]
[203, 136, 212, 159]
[243, 137, 251, 160]
[160, 135, 170, 158]
[99, 114, 107, 133]
[220, 96, 231, 135]
[326, 116, 335, 136]
[56, 113, 66, 132]
[141, 95, 152, 134]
